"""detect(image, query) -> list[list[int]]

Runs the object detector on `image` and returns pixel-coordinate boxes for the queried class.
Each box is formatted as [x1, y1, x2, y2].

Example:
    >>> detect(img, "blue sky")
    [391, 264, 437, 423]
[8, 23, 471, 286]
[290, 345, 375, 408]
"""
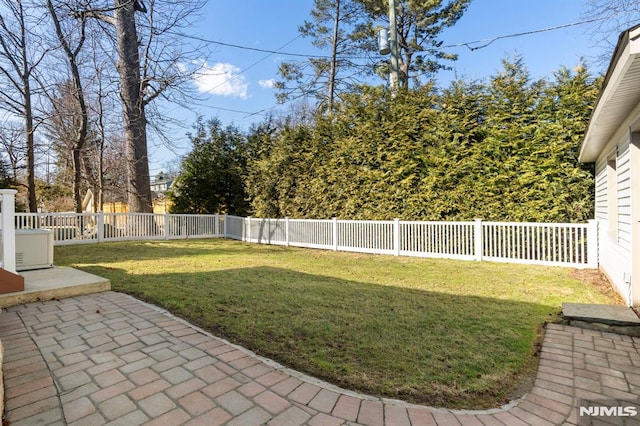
[149, 0, 613, 175]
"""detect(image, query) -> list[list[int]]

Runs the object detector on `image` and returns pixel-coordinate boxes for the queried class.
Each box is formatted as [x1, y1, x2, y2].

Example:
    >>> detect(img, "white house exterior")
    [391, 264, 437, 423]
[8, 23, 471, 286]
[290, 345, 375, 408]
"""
[580, 24, 640, 306]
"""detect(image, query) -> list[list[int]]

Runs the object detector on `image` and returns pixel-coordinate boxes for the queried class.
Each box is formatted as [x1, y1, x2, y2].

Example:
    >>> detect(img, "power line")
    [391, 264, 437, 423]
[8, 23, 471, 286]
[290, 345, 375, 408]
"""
[179, 16, 608, 119]
[177, 32, 330, 59]
[225, 35, 302, 82]
[197, 35, 301, 111]
[445, 17, 607, 51]
[190, 102, 268, 116]
[178, 16, 606, 59]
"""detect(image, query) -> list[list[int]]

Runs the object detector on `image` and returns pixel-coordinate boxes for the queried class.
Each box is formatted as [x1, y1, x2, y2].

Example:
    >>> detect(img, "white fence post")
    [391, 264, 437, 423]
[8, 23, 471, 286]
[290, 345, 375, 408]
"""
[285, 217, 290, 247]
[332, 217, 338, 251]
[223, 214, 228, 238]
[474, 218, 483, 261]
[98, 212, 104, 242]
[393, 218, 400, 256]
[0, 189, 17, 273]
[164, 214, 170, 240]
[247, 217, 251, 243]
[587, 219, 598, 269]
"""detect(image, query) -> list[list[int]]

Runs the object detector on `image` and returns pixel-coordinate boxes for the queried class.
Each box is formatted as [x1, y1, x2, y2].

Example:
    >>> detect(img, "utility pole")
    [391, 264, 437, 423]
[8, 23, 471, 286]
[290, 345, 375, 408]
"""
[388, 0, 399, 92]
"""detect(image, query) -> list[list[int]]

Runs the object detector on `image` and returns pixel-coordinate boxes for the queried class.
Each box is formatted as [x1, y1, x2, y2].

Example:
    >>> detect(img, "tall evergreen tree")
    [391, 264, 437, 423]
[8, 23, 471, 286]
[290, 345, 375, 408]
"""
[247, 61, 599, 223]
[312, 86, 440, 219]
[426, 78, 486, 219]
[0, 157, 16, 189]
[529, 65, 600, 222]
[244, 117, 283, 218]
[169, 118, 248, 215]
[358, 0, 472, 87]
[275, 0, 370, 112]
[435, 59, 599, 222]
[276, 0, 472, 111]
[474, 57, 544, 220]
[245, 121, 316, 218]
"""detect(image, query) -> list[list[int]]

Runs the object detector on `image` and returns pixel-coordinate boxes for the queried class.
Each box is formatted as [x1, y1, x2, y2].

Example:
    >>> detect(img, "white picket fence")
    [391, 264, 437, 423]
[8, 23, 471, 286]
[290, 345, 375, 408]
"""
[230, 216, 597, 268]
[12, 212, 598, 269]
[15, 212, 226, 245]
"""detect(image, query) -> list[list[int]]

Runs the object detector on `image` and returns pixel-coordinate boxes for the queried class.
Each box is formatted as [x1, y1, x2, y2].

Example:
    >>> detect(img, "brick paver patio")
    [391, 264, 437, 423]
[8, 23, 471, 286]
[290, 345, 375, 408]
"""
[0, 291, 638, 425]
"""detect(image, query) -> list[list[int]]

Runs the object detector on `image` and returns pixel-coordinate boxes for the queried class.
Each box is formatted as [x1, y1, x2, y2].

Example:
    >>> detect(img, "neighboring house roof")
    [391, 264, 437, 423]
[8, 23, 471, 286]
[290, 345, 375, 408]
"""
[580, 23, 640, 163]
[150, 178, 175, 199]
[153, 178, 173, 188]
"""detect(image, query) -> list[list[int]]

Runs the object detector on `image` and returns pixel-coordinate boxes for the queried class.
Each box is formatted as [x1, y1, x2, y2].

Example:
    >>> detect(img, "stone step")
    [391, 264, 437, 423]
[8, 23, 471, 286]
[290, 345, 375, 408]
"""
[562, 302, 640, 337]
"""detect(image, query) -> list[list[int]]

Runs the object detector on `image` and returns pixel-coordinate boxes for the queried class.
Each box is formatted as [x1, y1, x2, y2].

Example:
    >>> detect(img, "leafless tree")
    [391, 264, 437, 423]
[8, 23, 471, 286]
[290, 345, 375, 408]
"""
[276, 0, 372, 113]
[43, 80, 89, 208]
[86, 34, 117, 213]
[74, 0, 207, 212]
[0, 121, 26, 182]
[46, 0, 90, 213]
[583, 0, 640, 64]
[0, 0, 50, 211]
[71, 11, 124, 213]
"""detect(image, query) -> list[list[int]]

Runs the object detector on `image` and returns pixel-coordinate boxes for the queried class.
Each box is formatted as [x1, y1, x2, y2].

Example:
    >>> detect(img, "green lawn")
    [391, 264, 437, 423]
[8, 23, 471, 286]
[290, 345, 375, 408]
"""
[55, 239, 620, 409]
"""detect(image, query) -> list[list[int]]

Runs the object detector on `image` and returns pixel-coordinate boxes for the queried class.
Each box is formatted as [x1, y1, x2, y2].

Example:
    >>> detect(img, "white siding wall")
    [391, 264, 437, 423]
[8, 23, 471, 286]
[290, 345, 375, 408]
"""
[599, 225, 632, 304]
[594, 156, 608, 221]
[595, 135, 632, 305]
[618, 139, 632, 251]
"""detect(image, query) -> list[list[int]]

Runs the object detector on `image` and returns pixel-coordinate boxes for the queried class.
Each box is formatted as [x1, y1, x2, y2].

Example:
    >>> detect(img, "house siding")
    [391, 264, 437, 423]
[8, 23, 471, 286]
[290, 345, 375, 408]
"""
[598, 224, 632, 304]
[618, 139, 632, 251]
[595, 135, 633, 305]
[580, 28, 640, 306]
[594, 157, 607, 221]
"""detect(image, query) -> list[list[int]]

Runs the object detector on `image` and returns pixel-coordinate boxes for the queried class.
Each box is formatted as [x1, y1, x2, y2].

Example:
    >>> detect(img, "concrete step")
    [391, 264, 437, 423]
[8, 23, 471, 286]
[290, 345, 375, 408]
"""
[562, 302, 640, 336]
[0, 266, 110, 309]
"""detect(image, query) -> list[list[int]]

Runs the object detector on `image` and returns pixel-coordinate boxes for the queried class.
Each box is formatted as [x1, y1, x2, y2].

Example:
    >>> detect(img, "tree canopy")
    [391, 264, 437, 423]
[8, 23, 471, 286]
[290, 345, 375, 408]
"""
[242, 59, 600, 223]
[169, 118, 249, 216]
[276, 0, 472, 112]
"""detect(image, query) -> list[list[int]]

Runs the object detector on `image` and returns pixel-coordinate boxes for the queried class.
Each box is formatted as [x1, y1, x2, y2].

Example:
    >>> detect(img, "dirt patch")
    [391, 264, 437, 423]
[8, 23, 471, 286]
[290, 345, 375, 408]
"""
[569, 269, 626, 305]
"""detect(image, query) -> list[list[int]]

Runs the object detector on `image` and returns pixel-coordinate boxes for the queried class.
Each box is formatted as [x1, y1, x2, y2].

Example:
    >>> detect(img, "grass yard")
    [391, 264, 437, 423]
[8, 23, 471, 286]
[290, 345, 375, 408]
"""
[55, 239, 620, 409]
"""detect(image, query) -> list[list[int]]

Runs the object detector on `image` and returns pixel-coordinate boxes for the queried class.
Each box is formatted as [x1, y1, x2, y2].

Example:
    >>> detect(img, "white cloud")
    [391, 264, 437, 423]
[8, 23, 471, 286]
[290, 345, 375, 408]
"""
[258, 79, 276, 89]
[192, 61, 248, 99]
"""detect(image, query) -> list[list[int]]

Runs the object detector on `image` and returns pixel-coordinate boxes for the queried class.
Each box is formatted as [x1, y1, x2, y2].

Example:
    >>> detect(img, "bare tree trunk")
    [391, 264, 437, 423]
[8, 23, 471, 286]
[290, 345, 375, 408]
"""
[18, 1, 37, 212]
[69, 68, 88, 214]
[96, 108, 105, 213]
[91, 32, 107, 213]
[48, 0, 89, 213]
[24, 91, 37, 212]
[327, 0, 340, 114]
[72, 147, 83, 211]
[114, 0, 152, 213]
[401, 51, 411, 89]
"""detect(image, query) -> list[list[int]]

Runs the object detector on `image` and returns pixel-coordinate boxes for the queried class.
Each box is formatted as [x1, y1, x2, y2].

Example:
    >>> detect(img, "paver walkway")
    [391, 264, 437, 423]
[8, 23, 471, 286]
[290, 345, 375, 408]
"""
[0, 291, 639, 425]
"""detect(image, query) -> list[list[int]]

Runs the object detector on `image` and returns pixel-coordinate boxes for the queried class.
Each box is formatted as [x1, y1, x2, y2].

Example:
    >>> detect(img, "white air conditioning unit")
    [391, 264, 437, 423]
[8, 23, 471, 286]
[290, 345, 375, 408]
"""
[14, 229, 54, 271]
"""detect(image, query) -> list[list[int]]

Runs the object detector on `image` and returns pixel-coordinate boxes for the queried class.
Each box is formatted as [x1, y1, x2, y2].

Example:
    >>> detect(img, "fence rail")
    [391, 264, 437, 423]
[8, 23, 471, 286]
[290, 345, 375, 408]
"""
[400, 221, 475, 260]
[12, 212, 598, 268]
[15, 212, 224, 245]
